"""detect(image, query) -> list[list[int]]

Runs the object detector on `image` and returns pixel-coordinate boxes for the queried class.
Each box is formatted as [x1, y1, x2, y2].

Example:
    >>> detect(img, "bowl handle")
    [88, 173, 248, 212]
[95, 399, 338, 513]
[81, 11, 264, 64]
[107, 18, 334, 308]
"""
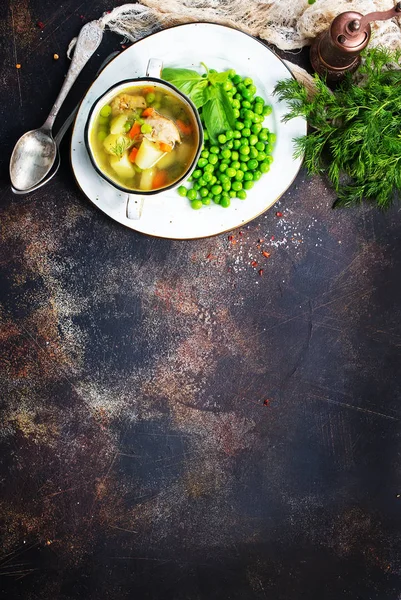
[146, 58, 163, 78]
[126, 195, 144, 220]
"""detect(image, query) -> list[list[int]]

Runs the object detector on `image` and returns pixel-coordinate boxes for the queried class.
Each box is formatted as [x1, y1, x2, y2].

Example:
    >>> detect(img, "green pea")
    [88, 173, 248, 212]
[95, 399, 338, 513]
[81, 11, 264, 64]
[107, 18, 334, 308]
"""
[124, 122, 132, 132]
[226, 130, 235, 139]
[99, 115, 109, 125]
[255, 141, 265, 151]
[199, 187, 209, 198]
[254, 170, 262, 181]
[210, 145, 219, 154]
[231, 151, 239, 161]
[249, 135, 258, 146]
[202, 197, 211, 205]
[210, 176, 217, 185]
[198, 177, 206, 187]
[243, 77, 253, 86]
[233, 130, 241, 139]
[218, 134, 227, 144]
[231, 99, 240, 109]
[191, 199, 203, 210]
[244, 172, 254, 181]
[255, 96, 264, 104]
[226, 167, 236, 178]
[192, 169, 202, 179]
[241, 138, 249, 146]
[223, 81, 233, 91]
[97, 130, 108, 142]
[267, 155, 274, 165]
[248, 84, 257, 95]
[232, 181, 243, 191]
[204, 164, 214, 173]
[247, 159, 258, 170]
[146, 92, 156, 104]
[235, 170, 244, 181]
[259, 130, 269, 141]
[242, 100, 251, 109]
[221, 149, 231, 159]
[209, 154, 218, 165]
[187, 189, 197, 200]
[219, 174, 230, 183]
[257, 151, 266, 162]
[226, 140, 234, 149]
[243, 180, 254, 190]
[233, 108, 240, 119]
[229, 190, 236, 198]
[233, 140, 241, 149]
[222, 181, 231, 191]
[263, 105, 273, 116]
[254, 103, 263, 115]
[269, 132, 277, 144]
[266, 143, 274, 154]
[232, 74, 242, 84]
[253, 114, 264, 123]
[219, 197, 230, 208]
[242, 89, 252, 100]
[243, 119, 252, 129]
[213, 195, 222, 204]
[221, 158, 230, 165]
[237, 190, 247, 200]
[242, 128, 251, 137]
[201, 150, 210, 158]
[231, 161, 241, 170]
[244, 110, 254, 121]
[141, 123, 153, 134]
[198, 157, 208, 168]
[100, 104, 112, 117]
[178, 185, 187, 197]
[211, 184, 223, 196]
[239, 145, 250, 155]
[249, 147, 259, 159]
[203, 171, 213, 182]
[252, 124, 263, 134]
[240, 162, 248, 171]
[260, 162, 270, 173]
[219, 163, 228, 172]
[234, 93, 242, 101]
[235, 121, 244, 131]
[203, 131, 209, 141]
[193, 182, 200, 191]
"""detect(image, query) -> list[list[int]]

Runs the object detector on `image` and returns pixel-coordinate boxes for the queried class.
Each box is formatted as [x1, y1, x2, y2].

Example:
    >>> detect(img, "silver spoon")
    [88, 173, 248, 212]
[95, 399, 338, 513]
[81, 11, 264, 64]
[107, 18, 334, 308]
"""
[9, 20, 104, 192]
[11, 51, 120, 196]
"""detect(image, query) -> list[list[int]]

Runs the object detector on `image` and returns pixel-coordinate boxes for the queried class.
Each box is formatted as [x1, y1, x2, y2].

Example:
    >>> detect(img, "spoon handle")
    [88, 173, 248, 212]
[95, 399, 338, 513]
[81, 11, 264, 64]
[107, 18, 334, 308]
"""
[43, 20, 104, 131]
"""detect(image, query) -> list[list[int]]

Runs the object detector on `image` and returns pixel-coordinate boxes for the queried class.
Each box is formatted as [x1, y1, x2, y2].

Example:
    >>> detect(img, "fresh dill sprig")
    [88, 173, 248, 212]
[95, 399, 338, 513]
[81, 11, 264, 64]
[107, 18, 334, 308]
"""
[274, 47, 401, 208]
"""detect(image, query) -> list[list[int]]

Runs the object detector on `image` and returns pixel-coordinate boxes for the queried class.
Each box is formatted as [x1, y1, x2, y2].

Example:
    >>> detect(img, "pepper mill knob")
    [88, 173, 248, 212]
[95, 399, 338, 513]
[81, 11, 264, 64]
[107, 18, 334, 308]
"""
[310, 3, 401, 81]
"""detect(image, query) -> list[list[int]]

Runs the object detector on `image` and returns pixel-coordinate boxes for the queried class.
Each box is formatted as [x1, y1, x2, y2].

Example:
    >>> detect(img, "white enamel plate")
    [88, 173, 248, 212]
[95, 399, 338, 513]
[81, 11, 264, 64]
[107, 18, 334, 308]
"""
[71, 23, 306, 239]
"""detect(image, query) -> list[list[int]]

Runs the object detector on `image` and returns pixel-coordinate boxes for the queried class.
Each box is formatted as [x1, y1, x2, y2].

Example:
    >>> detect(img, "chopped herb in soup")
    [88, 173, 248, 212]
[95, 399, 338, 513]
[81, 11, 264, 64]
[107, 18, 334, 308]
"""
[90, 85, 199, 191]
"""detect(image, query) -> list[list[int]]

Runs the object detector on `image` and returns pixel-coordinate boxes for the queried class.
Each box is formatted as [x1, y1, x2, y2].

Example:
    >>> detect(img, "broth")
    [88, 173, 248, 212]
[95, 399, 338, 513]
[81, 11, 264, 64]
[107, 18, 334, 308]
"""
[90, 84, 199, 192]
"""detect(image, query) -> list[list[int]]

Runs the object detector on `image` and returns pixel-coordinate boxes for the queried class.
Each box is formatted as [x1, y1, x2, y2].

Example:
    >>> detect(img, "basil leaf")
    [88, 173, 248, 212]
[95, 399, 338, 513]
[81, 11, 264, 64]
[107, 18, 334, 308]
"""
[202, 88, 230, 143]
[218, 87, 236, 130]
[162, 68, 203, 85]
[189, 80, 209, 109]
[208, 71, 230, 86]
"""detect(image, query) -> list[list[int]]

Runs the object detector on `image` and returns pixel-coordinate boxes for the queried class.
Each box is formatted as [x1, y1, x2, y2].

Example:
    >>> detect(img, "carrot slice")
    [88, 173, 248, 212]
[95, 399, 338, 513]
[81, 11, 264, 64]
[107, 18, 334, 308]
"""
[152, 170, 168, 189]
[158, 142, 173, 153]
[176, 119, 193, 136]
[143, 86, 155, 94]
[142, 107, 155, 118]
[128, 147, 139, 163]
[128, 122, 141, 139]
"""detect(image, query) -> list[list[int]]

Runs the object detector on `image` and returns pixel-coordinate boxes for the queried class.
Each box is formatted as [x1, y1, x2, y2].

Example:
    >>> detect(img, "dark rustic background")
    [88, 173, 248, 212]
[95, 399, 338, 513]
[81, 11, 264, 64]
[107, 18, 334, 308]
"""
[1, 1, 401, 599]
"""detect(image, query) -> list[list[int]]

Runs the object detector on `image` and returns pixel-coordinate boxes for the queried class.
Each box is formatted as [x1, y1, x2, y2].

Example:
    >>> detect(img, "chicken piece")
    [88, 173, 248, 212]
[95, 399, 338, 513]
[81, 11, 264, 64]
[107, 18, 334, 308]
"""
[111, 93, 146, 114]
[143, 110, 181, 148]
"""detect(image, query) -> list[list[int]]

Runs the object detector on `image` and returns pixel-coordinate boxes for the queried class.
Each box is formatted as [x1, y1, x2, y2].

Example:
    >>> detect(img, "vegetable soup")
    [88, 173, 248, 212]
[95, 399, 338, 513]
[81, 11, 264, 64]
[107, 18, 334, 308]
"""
[90, 84, 199, 192]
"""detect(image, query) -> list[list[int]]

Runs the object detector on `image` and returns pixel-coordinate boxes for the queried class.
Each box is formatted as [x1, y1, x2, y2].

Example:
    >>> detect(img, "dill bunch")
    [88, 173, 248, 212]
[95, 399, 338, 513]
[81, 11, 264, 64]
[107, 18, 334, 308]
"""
[274, 47, 401, 208]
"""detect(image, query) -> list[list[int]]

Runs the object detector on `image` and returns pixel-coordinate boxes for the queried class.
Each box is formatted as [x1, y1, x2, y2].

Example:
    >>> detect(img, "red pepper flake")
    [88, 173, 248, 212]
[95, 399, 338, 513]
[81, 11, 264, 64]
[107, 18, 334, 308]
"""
[276, 211, 283, 217]
[262, 251, 271, 258]
[239, 230, 243, 236]
[206, 253, 216, 260]
[80, 15, 85, 19]
[37, 20, 45, 29]
[251, 261, 258, 268]
[121, 44, 127, 49]
[270, 235, 275, 241]
[258, 268, 264, 277]
[228, 235, 233, 241]
[258, 238, 264, 243]
[263, 399, 270, 406]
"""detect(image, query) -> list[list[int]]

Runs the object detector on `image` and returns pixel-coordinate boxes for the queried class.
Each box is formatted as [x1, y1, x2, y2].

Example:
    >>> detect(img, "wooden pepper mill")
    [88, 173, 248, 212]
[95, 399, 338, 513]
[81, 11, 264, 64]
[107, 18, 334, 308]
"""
[310, 2, 401, 81]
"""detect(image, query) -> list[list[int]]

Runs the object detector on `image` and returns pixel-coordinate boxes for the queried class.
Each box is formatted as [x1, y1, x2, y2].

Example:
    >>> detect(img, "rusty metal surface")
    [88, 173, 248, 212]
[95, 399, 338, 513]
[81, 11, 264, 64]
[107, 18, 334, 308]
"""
[1, 1, 401, 599]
